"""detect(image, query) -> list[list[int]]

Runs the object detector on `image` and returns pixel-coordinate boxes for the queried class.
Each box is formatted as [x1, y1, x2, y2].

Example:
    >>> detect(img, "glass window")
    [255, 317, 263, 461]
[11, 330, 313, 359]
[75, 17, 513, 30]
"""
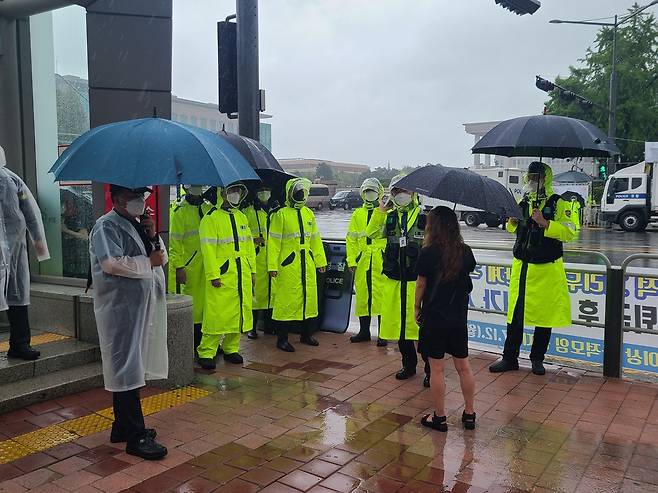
[632, 178, 643, 190]
[509, 175, 519, 184]
[310, 186, 329, 197]
[615, 178, 630, 193]
[30, 7, 92, 278]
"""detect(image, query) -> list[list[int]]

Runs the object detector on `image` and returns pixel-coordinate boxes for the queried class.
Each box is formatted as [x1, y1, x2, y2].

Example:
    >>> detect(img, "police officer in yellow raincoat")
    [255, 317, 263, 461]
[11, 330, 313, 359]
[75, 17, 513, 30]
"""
[243, 184, 275, 340]
[268, 178, 327, 352]
[366, 175, 430, 385]
[169, 185, 212, 353]
[197, 184, 256, 369]
[346, 178, 387, 346]
[569, 196, 582, 231]
[490, 162, 578, 376]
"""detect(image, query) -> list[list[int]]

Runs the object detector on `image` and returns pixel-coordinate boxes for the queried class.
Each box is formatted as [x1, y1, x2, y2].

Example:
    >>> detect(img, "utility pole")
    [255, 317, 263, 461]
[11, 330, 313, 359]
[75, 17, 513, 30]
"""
[236, 0, 260, 141]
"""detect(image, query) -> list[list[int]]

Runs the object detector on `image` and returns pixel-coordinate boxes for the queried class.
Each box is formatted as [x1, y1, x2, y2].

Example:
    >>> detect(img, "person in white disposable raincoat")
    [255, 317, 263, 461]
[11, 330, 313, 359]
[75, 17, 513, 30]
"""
[89, 185, 168, 460]
[0, 146, 50, 361]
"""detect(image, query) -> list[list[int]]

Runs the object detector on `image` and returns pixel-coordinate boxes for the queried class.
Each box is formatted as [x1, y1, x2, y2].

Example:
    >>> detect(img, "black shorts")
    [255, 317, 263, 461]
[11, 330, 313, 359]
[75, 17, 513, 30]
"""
[418, 323, 469, 360]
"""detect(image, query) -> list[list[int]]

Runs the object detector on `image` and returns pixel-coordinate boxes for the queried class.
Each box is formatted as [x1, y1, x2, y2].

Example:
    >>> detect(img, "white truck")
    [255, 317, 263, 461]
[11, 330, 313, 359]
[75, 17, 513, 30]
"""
[420, 167, 525, 228]
[601, 161, 656, 232]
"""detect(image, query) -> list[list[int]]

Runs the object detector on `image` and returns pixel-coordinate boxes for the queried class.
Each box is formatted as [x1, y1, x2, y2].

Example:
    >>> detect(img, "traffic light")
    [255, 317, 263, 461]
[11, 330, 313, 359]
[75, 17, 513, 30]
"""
[598, 160, 608, 180]
[217, 20, 238, 115]
[535, 76, 554, 92]
[495, 0, 541, 15]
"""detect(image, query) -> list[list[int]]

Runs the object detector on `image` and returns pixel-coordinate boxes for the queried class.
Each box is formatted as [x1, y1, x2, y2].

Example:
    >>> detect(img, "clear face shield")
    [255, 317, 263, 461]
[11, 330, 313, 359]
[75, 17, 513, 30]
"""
[290, 181, 310, 204]
[525, 172, 544, 194]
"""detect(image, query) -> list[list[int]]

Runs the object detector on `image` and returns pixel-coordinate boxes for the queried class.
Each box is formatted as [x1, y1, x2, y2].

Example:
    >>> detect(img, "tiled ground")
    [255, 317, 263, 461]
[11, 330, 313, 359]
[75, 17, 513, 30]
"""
[2, 331, 658, 492]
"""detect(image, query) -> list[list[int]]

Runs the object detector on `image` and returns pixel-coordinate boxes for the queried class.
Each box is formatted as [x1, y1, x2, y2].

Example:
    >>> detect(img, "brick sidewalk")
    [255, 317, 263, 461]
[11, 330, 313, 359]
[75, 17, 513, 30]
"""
[1, 331, 658, 492]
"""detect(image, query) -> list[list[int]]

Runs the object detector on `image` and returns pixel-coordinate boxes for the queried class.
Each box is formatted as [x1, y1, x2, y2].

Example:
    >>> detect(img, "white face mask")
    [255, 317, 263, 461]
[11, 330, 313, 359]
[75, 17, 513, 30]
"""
[226, 191, 242, 206]
[363, 190, 379, 202]
[126, 197, 146, 217]
[257, 191, 271, 203]
[393, 192, 412, 207]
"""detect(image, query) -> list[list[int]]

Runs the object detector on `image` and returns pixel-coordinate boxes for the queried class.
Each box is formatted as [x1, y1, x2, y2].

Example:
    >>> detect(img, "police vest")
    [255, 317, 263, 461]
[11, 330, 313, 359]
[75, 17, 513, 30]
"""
[382, 207, 426, 282]
[512, 194, 563, 264]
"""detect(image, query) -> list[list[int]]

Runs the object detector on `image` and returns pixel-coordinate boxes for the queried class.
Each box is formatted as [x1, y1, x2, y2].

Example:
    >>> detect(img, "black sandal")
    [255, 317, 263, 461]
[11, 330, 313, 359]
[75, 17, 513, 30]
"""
[421, 413, 448, 432]
[462, 411, 476, 430]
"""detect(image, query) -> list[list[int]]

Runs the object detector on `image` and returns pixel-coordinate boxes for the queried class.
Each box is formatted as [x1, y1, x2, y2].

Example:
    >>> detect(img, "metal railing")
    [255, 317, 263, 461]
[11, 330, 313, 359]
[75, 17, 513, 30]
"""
[325, 236, 658, 378]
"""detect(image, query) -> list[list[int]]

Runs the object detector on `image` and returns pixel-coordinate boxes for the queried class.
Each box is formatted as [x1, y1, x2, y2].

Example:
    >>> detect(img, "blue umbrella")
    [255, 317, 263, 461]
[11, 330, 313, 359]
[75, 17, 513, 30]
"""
[49, 118, 260, 187]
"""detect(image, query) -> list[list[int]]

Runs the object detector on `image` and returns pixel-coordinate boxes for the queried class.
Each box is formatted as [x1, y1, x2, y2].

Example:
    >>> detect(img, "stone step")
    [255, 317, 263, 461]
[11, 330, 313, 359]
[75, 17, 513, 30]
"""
[0, 339, 101, 383]
[0, 361, 104, 414]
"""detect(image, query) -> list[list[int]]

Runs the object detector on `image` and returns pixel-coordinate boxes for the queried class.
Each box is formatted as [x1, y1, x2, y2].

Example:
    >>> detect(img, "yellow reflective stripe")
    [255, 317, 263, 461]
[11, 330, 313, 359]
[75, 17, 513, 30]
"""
[346, 231, 364, 238]
[269, 232, 283, 239]
[170, 230, 199, 240]
[200, 236, 251, 245]
[269, 232, 311, 240]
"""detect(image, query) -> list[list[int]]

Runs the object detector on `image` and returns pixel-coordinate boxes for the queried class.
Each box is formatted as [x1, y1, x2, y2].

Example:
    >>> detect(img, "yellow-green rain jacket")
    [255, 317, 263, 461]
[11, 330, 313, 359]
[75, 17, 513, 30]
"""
[507, 163, 578, 328]
[199, 192, 256, 334]
[267, 178, 328, 321]
[244, 204, 271, 310]
[169, 197, 212, 323]
[366, 199, 423, 341]
[346, 204, 387, 317]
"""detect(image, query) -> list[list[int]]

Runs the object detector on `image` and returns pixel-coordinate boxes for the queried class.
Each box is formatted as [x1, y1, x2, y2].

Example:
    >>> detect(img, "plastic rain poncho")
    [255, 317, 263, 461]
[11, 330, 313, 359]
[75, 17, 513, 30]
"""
[89, 210, 168, 392]
[0, 146, 50, 312]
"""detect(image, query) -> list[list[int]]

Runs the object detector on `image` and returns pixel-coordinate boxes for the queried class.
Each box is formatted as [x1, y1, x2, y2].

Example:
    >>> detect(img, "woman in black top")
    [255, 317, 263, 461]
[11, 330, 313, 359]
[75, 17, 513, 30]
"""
[415, 206, 476, 432]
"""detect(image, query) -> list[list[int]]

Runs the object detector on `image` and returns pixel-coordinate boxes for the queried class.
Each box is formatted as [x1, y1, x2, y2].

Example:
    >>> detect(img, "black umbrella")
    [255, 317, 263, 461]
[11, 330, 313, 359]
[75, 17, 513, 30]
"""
[471, 115, 620, 159]
[553, 170, 594, 183]
[394, 164, 522, 218]
[218, 130, 295, 185]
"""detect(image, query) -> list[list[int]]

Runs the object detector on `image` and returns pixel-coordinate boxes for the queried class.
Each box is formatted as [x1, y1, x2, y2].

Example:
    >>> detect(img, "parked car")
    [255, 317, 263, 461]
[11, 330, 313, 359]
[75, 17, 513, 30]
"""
[306, 184, 331, 211]
[329, 190, 362, 210]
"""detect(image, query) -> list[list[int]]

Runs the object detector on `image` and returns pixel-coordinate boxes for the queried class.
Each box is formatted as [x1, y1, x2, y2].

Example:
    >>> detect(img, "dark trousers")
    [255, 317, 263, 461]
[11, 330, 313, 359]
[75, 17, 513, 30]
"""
[398, 339, 430, 376]
[253, 309, 272, 331]
[276, 319, 313, 342]
[112, 388, 146, 444]
[194, 323, 202, 353]
[503, 295, 552, 363]
[357, 315, 381, 336]
[7, 305, 31, 349]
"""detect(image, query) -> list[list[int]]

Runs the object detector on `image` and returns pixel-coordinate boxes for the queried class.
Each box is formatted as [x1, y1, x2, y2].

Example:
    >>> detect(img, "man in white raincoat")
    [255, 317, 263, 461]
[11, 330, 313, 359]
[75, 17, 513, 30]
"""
[89, 185, 168, 460]
[0, 146, 50, 361]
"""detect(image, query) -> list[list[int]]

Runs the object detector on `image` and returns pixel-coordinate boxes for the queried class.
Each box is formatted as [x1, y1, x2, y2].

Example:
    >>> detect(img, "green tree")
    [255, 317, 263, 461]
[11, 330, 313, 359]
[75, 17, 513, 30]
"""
[315, 162, 334, 180]
[545, 4, 658, 162]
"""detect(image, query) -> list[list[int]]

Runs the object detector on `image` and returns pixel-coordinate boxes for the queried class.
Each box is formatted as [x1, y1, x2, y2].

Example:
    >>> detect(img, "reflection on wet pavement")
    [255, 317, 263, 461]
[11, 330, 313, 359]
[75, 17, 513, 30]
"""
[2, 332, 657, 492]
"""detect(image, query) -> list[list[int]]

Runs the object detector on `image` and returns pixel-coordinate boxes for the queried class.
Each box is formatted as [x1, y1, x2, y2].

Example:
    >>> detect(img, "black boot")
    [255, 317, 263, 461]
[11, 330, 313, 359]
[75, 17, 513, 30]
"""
[198, 358, 216, 370]
[223, 352, 244, 364]
[531, 360, 546, 375]
[7, 346, 40, 361]
[395, 367, 416, 380]
[126, 436, 168, 460]
[247, 329, 259, 340]
[300, 335, 319, 346]
[377, 338, 388, 347]
[489, 359, 519, 373]
[351, 316, 371, 343]
[277, 339, 295, 352]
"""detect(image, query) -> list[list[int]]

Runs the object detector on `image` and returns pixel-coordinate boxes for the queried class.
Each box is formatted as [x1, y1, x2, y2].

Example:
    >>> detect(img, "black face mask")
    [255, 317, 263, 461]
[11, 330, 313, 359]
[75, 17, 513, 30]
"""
[185, 194, 203, 206]
[292, 190, 305, 202]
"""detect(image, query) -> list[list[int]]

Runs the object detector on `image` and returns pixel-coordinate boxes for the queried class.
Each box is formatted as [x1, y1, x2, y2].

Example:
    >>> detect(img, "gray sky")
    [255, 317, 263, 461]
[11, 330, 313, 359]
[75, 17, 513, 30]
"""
[54, 0, 634, 169]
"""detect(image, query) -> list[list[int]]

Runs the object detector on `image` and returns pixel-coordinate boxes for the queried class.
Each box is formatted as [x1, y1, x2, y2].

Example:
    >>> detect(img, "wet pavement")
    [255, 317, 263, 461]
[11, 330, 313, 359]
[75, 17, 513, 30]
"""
[316, 210, 658, 267]
[2, 332, 658, 492]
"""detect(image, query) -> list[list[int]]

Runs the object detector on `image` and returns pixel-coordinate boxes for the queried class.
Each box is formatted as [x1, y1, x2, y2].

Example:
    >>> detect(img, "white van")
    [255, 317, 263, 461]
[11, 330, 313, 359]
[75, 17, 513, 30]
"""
[306, 184, 331, 211]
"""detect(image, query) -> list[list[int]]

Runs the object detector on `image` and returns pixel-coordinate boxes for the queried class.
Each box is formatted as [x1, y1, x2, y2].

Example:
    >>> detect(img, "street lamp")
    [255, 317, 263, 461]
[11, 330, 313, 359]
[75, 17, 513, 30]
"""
[549, 0, 658, 141]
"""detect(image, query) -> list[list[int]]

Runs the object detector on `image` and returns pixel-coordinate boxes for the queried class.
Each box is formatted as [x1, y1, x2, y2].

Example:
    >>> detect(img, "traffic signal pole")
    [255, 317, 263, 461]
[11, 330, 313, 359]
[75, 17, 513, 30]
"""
[236, 0, 260, 141]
